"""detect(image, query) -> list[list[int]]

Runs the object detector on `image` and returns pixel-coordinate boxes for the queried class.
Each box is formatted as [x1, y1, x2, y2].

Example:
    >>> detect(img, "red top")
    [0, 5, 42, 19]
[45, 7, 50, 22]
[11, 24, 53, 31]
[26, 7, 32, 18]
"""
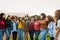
[0, 20, 5, 29]
[34, 21, 40, 31]
[29, 22, 34, 31]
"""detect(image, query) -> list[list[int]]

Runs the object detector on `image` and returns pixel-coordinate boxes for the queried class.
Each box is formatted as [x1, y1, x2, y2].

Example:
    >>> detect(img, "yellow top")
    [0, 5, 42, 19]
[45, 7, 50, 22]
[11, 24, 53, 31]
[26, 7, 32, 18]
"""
[18, 20, 24, 29]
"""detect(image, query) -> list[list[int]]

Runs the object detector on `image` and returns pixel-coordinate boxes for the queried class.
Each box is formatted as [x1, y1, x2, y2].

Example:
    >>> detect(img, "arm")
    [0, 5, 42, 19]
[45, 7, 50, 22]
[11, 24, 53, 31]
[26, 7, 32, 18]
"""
[55, 20, 60, 40]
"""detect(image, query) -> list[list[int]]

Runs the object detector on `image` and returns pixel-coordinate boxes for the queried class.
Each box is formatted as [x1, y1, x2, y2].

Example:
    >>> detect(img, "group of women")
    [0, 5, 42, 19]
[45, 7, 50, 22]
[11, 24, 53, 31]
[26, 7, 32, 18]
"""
[0, 9, 60, 40]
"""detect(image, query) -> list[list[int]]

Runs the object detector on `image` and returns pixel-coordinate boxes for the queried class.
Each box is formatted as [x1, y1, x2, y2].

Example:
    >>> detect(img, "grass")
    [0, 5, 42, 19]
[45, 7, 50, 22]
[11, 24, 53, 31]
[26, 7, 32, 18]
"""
[3, 33, 50, 40]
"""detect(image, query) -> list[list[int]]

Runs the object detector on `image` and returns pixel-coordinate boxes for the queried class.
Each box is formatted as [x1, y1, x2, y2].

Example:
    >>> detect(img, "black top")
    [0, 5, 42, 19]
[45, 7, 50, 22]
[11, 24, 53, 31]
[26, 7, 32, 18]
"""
[5, 20, 12, 28]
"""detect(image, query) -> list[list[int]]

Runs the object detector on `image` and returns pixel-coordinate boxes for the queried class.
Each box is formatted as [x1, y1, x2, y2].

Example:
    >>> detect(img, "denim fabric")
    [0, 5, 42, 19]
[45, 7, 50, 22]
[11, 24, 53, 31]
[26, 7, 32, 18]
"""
[48, 22, 54, 37]
[18, 29, 23, 40]
[40, 29, 48, 40]
[29, 30, 34, 40]
[0, 29, 4, 40]
[5, 28, 11, 40]
[35, 30, 40, 40]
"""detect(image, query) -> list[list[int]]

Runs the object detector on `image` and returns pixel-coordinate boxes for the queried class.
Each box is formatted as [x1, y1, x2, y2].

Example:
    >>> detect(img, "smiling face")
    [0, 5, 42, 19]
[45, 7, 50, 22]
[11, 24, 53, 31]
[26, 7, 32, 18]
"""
[35, 16, 38, 21]
[7, 16, 11, 20]
[31, 17, 34, 23]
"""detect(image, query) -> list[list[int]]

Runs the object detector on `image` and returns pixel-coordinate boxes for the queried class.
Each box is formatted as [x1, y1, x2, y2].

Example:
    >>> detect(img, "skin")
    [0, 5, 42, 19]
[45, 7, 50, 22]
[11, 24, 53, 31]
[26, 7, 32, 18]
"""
[54, 18, 60, 40]
[40, 20, 47, 30]
[31, 17, 34, 23]
[8, 16, 11, 20]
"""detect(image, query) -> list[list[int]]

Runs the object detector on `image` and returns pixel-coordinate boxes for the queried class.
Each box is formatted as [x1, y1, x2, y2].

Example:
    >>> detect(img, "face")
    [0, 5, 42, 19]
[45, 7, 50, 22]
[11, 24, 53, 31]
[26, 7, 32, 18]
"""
[35, 16, 38, 21]
[3, 15, 6, 19]
[13, 19, 16, 22]
[40, 15, 43, 19]
[31, 17, 34, 22]
[8, 16, 11, 20]
[20, 17, 22, 20]
[45, 17, 48, 21]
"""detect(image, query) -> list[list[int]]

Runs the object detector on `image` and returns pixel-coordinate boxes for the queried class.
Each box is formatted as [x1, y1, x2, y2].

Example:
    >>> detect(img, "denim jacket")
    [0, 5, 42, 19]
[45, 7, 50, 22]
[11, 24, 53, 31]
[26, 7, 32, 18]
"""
[11, 21, 18, 32]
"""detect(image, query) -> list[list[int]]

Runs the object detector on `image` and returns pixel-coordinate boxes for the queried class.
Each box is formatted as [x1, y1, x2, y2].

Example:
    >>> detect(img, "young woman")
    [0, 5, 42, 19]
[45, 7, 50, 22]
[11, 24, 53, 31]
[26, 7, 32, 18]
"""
[5, 15, 12, 40]
[23, 19, 29, 40]
[11, 16, 18, 40]
[29, 17, 34, 40]
[47, 15, 55, 40]
[54, 10, 60, 40]
[34, 16, 40, 40]
[40, 13, 48, 40]
[0, 13, 6, 40]
[17, 17, 24, 40]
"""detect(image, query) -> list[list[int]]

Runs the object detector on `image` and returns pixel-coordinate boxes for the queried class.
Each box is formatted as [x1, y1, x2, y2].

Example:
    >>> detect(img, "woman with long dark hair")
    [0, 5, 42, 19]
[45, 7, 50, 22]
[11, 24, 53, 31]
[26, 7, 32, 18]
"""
[54, 10, 60, 40]
[17, 17, 24, 40]
[29, 17, 34, 40]
[11, 16, 18, 40]
[34, 16, 40, 40]
[47, 15, 55, 40]
[5, 15, 12, 40]
[40, 13, 48, 40]
[0, 13, 6, 40]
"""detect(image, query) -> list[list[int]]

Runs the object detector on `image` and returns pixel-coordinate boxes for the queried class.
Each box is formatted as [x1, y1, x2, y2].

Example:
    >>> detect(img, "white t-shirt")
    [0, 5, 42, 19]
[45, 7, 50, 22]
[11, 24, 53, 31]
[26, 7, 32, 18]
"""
[54, 20, 60, 40]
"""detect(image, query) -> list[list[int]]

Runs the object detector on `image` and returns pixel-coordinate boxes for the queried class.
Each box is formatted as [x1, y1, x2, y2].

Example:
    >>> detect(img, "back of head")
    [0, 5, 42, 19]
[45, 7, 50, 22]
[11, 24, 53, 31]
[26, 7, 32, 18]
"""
[41, 13, 46, 20]
[47, 15, 54, 23]
[12, 16, 15, 19]
[55, 9, 60, 20]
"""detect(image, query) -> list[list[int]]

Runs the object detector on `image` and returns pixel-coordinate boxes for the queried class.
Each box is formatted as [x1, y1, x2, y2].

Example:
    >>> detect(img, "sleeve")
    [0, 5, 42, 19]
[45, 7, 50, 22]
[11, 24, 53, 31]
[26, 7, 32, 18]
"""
[11, 22, 13, 30]
[57, 20, 60, 28]
[53, 23, 56, 38]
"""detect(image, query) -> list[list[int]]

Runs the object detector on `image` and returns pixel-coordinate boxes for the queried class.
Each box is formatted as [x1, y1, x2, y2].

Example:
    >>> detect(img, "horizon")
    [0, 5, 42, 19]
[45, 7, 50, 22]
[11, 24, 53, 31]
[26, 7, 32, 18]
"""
[0, 0, 60, 16]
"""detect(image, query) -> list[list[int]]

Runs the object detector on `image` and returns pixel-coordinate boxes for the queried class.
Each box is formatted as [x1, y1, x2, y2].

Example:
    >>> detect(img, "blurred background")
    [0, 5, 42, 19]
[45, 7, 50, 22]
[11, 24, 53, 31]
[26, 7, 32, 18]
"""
[0, 0, 60, 16]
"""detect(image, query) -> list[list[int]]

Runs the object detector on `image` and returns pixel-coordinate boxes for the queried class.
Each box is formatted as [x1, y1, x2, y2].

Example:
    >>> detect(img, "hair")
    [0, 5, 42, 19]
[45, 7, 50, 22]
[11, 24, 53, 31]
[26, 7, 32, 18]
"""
[30, 17, 34, 21]
[47, 15, 54, 23]
[0, 13, 5, 20]
[6, 15, 11, 20]
[55, 9, 60, 20]
[41, 13, 46, 20]
[12, 16, 15, 19]
[37, 16, 41, 20]
[18, 17, 23, 23]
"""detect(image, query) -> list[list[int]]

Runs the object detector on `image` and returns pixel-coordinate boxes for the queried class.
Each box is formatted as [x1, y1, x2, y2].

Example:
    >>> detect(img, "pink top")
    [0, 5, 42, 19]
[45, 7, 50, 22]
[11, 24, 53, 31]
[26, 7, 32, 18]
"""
[34, 21, 40, 31]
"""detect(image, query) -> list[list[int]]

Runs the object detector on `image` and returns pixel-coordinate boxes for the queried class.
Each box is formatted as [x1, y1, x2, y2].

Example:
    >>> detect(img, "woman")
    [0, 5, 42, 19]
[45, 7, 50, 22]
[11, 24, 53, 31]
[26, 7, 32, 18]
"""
[29, 17, 34, 40]
[18, 17, 24, 40]
[47, 15, 55, 40]
[0, 13, 6, 40]
[11, 16, 18, 40]
[54, 10, 60, 40]
[34, 16, 40, 40]
[23, 20, 29, 40]
[40, 13, 48, 40]
[5, 15, 12, 40]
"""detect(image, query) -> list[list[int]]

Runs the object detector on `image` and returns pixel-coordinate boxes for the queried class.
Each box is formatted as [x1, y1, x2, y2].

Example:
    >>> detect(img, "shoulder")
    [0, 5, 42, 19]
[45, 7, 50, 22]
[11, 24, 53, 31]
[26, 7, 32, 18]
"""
[49, 22, 55, 24]
[57, 20, 60, 23]
[57, 20, 60, 27]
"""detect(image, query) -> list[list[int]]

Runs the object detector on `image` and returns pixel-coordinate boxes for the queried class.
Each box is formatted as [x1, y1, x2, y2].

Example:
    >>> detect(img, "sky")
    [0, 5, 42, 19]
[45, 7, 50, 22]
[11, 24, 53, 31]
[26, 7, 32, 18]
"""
[0, 0, 60, 16]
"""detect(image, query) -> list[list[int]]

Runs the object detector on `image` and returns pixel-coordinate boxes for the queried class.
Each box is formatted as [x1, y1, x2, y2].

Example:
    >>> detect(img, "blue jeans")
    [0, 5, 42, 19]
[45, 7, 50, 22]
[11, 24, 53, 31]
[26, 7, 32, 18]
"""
[5, 28, 11, 40]
[29, 30, 34, 40]
[18, 29, 23, 40]
[0, 29, 4, 40]
[35, 30, 40, 40]
[40, 29, 48, 40]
